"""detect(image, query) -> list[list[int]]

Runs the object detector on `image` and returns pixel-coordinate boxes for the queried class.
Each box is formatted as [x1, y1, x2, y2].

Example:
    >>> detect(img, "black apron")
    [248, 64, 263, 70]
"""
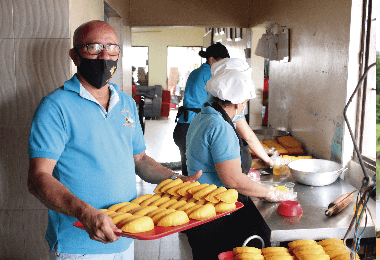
[175, 106, 201, 123]
[205, 102, 252, 174]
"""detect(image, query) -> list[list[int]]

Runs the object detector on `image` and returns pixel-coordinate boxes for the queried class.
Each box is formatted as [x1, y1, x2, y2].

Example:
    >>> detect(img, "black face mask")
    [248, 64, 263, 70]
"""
[77, 57, 118, 89]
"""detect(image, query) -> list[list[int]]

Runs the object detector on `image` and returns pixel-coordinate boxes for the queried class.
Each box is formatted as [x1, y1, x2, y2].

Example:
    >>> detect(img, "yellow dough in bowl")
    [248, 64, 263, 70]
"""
[120, 216, 154, 233]
[157, 211, 190, 227]
[188, 204, 216, 220]
[215, 189, 238, 204]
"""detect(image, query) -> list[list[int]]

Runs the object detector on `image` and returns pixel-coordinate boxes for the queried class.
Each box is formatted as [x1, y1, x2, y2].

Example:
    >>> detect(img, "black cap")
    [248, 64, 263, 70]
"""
[199, 42, 230, 59]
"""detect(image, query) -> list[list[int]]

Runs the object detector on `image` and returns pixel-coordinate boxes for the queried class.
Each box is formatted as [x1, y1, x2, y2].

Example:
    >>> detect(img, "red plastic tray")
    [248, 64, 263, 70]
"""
[73, 202, 244, 240]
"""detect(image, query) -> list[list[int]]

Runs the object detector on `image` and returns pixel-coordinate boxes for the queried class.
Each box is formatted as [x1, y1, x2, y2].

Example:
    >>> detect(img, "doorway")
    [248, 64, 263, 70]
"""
[167, 46, 203, 105]
[131, 46, 149, 86]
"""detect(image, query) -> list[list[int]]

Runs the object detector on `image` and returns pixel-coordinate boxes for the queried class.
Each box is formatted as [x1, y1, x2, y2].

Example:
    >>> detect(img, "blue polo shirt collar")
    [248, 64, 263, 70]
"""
[64, 74, 120, 117]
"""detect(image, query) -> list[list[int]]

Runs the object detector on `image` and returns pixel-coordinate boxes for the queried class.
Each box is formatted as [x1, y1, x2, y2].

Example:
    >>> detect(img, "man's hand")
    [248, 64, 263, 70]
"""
[178, 170, 202, 182]
[79, 207, 120, 244]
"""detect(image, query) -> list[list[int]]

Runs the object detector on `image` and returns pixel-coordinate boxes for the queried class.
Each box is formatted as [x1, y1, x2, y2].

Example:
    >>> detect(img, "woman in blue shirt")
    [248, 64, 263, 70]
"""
[185, 59, 289, 259]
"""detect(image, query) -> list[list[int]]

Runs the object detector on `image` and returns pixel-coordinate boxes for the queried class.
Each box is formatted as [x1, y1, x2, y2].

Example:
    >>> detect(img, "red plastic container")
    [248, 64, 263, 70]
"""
[277, 200, 303, 216]
[218, 251, 234, 260]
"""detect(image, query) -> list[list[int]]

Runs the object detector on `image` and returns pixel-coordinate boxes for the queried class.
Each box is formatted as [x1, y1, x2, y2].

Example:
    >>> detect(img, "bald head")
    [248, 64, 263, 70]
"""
[73, 20, 118, 46]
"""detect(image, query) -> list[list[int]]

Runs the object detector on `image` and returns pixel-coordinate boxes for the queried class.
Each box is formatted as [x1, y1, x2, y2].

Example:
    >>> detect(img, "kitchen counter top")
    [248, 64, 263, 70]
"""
[251, 174, 376, 246]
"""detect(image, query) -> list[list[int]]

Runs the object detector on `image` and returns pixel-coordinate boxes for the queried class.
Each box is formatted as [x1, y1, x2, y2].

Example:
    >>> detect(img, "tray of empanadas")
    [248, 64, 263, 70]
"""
[73, 179, 244, 240]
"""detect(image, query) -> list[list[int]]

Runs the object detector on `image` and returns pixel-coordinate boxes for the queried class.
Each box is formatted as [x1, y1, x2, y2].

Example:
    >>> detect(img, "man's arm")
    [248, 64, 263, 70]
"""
[27, 157, 119, 244]
[134, 151, 202, 183]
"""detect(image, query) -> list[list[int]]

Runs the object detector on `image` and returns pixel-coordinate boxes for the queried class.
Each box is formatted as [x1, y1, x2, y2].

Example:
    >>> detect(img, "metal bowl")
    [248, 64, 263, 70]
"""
[288, 159, 347, 186]
[252, 127, 289, 141]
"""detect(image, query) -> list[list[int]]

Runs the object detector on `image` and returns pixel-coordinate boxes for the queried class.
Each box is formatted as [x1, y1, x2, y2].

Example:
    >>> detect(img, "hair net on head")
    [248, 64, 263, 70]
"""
[206, 58, 256, 104]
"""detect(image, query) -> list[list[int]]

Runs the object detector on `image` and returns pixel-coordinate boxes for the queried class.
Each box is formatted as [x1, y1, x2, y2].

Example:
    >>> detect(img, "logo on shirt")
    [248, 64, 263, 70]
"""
[121, 110, 135, 127]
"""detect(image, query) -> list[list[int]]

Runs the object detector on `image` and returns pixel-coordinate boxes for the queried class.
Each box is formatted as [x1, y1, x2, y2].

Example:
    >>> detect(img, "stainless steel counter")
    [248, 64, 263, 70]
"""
[251, 174, 376, 246]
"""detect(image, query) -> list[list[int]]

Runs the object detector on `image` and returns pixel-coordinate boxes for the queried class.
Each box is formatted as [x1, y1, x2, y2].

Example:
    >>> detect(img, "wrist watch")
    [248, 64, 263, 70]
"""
[170, 172, 180, 180]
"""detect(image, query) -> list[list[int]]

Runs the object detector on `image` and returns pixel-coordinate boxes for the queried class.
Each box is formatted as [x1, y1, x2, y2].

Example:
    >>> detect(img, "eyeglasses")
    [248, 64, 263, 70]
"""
[74, 43, 120, 56]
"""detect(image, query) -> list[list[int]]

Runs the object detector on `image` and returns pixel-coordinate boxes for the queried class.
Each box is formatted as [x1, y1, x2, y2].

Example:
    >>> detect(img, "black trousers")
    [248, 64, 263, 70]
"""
[185, 195, 271, 260]
[173, 122, 190, 176]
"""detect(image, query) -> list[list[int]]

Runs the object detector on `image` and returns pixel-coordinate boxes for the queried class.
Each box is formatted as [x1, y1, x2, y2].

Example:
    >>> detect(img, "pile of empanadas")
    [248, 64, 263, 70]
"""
[227, 238, 359, 260]
[287, 239, 360, 260]
[101, 179, 238, 233]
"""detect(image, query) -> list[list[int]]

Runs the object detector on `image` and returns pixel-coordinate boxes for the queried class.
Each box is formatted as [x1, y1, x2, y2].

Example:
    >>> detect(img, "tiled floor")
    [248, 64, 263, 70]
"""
[135, 109, 194, 260]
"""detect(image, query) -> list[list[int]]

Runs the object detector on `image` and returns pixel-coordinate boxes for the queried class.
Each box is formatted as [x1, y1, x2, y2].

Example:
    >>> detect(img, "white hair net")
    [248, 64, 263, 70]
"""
[206, 58, 256, 104]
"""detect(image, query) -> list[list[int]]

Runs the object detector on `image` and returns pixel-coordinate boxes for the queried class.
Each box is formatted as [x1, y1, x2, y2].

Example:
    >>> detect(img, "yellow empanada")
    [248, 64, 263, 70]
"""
[188, 204, 216, 220]
[160, 179, 183, 193]
[177, 181, 200, 196]
[215, 201, 236, 213]
[205, 186, 227, 203]
[262, 247, 288, 255]
[117, 203, 140, 213]
[133, 205, 159, 216]
[139, 194, 162, 207]
[233, 247, 262, 255]
[215, 189, 238, 204]
[166, 181, 191, 196]
[167, 200, 187, 210]
[120, 216, 154, 233]
[111, 213, 133, 225]
[131, 194, 154, 205]
[288, 239, 317, 249]
[151, 209, 176, 224]
[188, 184, 209, 195]
[157, 211, 189, 227]
[108, 202, 130, 212]
[193, 184, 218, 200]
[153, 179, 173, 194]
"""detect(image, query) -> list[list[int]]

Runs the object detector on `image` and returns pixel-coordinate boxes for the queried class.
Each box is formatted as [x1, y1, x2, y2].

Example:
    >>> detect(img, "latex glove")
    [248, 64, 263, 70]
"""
[264, 186, 297, 202]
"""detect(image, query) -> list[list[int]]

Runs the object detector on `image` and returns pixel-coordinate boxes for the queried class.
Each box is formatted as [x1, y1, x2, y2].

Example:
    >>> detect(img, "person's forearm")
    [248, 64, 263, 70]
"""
[215, 159, 270, 198]
[134, 153, 176, 184]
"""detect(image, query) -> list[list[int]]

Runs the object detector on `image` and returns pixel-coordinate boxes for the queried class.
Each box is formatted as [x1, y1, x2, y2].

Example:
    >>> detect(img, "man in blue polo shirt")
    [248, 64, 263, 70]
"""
[27, 20, 201, 259]
[173, 43, 230, 176]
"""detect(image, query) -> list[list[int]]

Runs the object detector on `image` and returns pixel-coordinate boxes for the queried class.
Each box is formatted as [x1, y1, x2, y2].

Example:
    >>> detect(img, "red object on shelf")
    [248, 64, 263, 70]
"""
[218, 251, 234, 260]
[74, 202, 244, 240]
[277, 200, 303, 216]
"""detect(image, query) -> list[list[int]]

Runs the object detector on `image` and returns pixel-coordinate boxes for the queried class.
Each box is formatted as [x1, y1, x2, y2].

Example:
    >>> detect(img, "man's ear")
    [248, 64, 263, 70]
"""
[69, 49, 80, 66]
